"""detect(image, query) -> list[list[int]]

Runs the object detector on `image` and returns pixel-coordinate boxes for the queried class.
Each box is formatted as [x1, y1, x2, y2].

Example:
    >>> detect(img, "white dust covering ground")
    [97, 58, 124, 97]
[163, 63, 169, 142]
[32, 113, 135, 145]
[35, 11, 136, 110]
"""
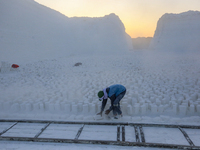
[1, 51, 200, 125]
[0, 0, 200, 124]
[1, 0, 200, 149]
[1, 0, 200, 125]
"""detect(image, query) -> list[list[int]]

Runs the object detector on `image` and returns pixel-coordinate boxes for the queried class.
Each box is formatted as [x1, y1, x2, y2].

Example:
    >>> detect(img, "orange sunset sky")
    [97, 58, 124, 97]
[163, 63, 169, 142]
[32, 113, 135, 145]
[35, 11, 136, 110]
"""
[35, 0, 200, 38]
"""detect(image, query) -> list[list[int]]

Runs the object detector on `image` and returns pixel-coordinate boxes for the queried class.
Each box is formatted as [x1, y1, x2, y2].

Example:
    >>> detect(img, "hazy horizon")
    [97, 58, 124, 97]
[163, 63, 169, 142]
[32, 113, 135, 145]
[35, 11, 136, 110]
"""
[34, 0, 200, 38]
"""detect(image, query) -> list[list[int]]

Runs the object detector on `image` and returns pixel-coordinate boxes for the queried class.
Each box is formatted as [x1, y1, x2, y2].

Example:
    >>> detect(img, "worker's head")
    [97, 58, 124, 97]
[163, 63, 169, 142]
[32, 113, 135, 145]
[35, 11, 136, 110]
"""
[98, 91, 104, 101]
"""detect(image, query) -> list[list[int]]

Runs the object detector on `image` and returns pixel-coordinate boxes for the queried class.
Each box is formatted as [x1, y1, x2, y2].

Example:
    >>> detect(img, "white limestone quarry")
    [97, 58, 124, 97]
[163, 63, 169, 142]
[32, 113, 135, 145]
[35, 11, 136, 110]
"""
[1, 52, 200, 124]
[0, 0, 133, 63]
[0, 0, 200, 125]
[150, 11, 200, 53]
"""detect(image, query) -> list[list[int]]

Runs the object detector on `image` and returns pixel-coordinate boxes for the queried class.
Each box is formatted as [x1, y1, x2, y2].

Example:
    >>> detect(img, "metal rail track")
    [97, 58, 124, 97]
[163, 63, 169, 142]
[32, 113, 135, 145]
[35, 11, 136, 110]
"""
[0, 119, 200, 149]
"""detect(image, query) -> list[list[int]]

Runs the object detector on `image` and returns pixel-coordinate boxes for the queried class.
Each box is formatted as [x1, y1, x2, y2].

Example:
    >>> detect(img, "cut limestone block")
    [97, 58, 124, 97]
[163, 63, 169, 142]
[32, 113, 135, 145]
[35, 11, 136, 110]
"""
[55, 103, 61, 112]
[83, 104, 89, 114]
[179, 105, 187, 115]
[197, 105, 200, 113]
[158, 105, 164, 113]
[33, 103, 40, 112]
[89, 103, 96, 114]
[64, 104, 71, 113]
[134, 104, 140, 115]
[72, 104, 78, 114]
[188, 105, 195, 114]
[39, 103, 44, 112]
[49, 103, 55, 112]
[141, 104, 146, 115]
[172, 104, 177, 114]
[132, 98, 137, 105]
[127, 105, 133, 115]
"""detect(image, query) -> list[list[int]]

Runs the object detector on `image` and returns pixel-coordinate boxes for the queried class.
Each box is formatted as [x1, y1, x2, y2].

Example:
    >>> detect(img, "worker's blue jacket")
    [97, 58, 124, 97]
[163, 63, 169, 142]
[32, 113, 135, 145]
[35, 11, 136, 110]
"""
[101, 84, 126, 111]
[107, 84, 126, 97]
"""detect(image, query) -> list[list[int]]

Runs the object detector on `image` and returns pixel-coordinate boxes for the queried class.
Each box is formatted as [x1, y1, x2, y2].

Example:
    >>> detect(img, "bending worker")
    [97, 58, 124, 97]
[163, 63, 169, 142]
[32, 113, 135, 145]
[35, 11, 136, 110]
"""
[97, 84, 126, 119]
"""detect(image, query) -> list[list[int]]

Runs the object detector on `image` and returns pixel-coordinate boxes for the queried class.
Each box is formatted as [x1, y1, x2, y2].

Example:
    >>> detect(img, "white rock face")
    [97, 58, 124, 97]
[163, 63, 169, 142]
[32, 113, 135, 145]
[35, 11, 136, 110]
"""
[0, 0, 132, 63]
[1, 1, 200, 124]
[150, 11, 200, 53]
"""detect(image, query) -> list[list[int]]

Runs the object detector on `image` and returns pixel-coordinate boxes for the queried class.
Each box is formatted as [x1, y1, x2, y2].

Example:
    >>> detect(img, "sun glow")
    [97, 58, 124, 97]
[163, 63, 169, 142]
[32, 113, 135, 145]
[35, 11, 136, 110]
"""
[35, 0, 200, 38]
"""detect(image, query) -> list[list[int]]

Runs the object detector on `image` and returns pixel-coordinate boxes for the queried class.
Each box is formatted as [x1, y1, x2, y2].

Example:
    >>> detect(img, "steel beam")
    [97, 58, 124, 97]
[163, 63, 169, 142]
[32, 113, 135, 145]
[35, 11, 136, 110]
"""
[122, 125, 125, 142]
[117, 125, 120, 141]
[139, 125, 145, 143]
[0, 119, 200, 129]
[0, 136, 199, 149]
[0, 122, 18, 136]
[134, 126, 140, 143]
[34, 122, 51, 138]
[179, 127, 195, 146]
[75, 124, 84, 140]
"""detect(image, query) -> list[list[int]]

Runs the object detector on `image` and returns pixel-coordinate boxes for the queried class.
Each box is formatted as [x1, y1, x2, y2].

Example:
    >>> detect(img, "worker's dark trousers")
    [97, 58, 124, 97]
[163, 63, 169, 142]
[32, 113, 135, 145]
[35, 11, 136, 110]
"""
[113, 90, 126, 115]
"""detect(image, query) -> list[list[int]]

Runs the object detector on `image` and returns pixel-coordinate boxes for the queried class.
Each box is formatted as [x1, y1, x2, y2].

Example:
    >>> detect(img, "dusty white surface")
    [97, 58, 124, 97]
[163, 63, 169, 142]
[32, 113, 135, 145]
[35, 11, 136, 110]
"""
[0, 141, 173, 150]
[1, 52, 200, 125]
[1, 0, 200, 124]
[144, 127, 188, 145]
[0, 0, 200, 149]
[184, 129, 200, 146]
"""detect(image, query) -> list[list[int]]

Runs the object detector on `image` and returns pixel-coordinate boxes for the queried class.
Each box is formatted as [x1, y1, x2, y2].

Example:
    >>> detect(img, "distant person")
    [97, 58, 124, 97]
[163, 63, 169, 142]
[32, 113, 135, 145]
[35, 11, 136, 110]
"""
[97, 84, 126, 119]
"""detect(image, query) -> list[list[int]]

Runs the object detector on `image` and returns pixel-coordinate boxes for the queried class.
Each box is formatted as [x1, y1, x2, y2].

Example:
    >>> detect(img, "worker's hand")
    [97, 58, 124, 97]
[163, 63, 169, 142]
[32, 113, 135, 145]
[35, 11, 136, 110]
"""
[105, 109, 111, 115]
[97, 111, 102, 116]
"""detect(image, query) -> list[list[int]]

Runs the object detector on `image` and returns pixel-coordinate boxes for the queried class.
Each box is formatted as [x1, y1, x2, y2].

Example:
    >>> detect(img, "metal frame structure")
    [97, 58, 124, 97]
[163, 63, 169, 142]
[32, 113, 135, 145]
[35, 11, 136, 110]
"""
[0, 119, 200, 149]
